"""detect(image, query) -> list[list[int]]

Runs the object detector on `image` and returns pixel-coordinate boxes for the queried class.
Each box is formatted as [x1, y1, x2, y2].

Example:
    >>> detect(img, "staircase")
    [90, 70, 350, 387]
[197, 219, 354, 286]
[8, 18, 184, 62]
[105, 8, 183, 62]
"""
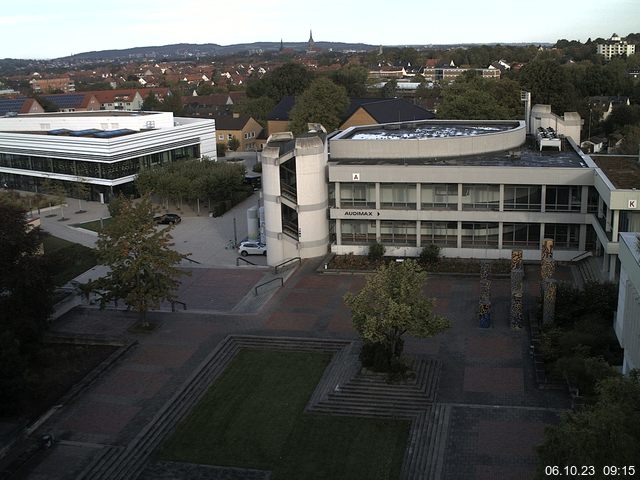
[575, 256, 603, 286]
[77, 335, 349, 480]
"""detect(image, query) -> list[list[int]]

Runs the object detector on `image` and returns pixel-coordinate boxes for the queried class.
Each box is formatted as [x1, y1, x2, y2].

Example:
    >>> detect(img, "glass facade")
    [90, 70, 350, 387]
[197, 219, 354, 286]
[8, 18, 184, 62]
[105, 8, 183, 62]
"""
[504, 185, 542, 211]
[461, 184, 500, 211]
[461, 222, 499, 248]
[545, 186, 581, 212]
[544, 224, 580, 249]
[421, 184, 457, 210]
[502, 223, 541, 248]
[380, 183, 417, 209]
[339, 183, 376, 208]
[341, 220, 376, 244]
[380, 221, 416, 245]
[0, 145, 199, 180]
[420, 221, 457, 247]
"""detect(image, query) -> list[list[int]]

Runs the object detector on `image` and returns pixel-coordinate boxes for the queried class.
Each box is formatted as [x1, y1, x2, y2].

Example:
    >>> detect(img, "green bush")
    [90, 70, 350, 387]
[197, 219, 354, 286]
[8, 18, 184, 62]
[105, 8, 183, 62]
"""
[419, 244, 440, 264]
[367, 241, 385, 262]
[553, 354, 617, 398]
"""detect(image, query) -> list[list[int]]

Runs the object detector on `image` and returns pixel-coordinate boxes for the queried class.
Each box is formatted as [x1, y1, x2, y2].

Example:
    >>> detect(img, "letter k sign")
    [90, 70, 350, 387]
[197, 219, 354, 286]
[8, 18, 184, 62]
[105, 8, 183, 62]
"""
[629, 199, 637, 209]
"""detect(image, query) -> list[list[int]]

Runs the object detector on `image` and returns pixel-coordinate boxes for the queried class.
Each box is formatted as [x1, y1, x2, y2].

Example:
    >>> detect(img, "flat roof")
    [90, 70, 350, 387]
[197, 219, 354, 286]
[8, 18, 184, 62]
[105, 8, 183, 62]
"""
[591, 155, 640, 189]
[330, 139, 587, 168]
[345, 122, 517, 140]
[13, 111, 158, 118]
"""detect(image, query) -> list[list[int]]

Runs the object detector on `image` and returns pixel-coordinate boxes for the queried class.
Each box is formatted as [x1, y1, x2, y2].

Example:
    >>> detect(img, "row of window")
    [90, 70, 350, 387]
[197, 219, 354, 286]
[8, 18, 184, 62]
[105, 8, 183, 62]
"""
[339, 220, 591, 250]
[334, 183, 597, 213]
[0, 146, 199, 180]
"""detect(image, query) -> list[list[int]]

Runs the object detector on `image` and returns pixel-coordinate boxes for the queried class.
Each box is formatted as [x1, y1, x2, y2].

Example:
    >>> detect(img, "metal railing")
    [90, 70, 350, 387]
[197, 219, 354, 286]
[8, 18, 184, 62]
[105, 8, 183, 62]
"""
[274, 257, 301, 274]
[170, 300, 187, 312]
[236, 257, 257, 266]
[254, 277, 283, 296]
[570, 251, 592, 262]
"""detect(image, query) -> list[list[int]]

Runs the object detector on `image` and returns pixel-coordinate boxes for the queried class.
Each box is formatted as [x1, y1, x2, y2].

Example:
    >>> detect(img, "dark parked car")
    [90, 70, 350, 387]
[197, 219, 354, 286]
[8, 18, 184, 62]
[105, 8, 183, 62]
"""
[154, 213, 182, 225]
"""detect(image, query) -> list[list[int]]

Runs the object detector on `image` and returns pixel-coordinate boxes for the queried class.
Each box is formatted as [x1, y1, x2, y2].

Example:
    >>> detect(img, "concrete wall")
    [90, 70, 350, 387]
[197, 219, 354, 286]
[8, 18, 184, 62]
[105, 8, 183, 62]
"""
[529, 105, 582, 143]
[0, 111, 174, 131]
[615, 232, 640, 373]
[330, 121, 526, 159]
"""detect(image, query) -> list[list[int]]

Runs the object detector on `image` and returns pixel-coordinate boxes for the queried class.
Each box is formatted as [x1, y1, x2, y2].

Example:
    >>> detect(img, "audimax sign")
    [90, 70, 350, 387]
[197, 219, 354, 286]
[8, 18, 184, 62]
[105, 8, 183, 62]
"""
[344, 211, 380, 216]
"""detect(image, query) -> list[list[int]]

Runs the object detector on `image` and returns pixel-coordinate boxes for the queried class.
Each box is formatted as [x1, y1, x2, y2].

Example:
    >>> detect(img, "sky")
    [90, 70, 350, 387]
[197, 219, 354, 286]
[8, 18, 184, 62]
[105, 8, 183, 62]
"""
[1, 0, 639, 59]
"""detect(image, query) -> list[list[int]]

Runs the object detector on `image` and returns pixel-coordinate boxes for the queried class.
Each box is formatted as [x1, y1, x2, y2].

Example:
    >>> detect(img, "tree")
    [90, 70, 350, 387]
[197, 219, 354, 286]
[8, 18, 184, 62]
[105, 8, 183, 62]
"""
[0, 200, 53, 350]
[289, 77, 349, 134]
[438, 77, 522, 120]
[246, 62, 314, 102]
[380, 79, 397, 98]
[518, 59, 578, 113]
[344, 260, 450, 366]
[227, 136, 240, 152]
[73, 179, 89, 213]
[331, 65, 369, 97]
[141, 92, 161, 111]
[89, 196, 190, 327]
[161, 90, 183, 116]
[536, 372, 640, 476]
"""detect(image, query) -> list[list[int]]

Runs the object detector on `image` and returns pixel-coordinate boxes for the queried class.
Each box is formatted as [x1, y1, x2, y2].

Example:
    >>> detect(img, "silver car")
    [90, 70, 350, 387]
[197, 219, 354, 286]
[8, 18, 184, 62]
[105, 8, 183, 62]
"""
[238, 241, 267, 256]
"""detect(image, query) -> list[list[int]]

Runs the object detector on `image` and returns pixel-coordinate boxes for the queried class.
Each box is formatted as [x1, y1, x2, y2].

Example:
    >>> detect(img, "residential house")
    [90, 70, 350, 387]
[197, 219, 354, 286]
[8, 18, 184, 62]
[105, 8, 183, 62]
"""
[340, 98, 435, 129]
[182, 94, 237, 118]
[0, 97, 44, 116]
[588, 96, 631, 121]
[266, 96, 435, 136]
[215, 114, 263, 151]
[39, 93, 101, 112]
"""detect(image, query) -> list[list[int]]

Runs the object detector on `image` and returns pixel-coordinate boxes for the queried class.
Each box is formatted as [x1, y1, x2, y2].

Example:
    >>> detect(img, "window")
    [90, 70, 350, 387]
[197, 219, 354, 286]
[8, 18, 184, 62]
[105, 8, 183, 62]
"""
[421, 183, 457, 210]
[461, 222, 499, 248]
[380, 221, 416, 246]
[339, 182, 375, 208]
[421, 221, 457, 247]
[341, 220, 376, 244]
[218, 134, 224, 140]
[545, 186, 581, 212]
[502, 223, 540, 248]
[504, 185, 542, 211]
[227, 134, 233, 140]
[461, 184, 500, 211]
[380, 183, 416, 209]
[544, 224, 579, 250]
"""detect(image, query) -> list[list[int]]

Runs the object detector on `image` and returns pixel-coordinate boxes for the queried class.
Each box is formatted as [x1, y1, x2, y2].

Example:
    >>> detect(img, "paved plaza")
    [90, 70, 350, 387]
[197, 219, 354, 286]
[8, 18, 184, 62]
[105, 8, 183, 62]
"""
[6, 253, 572, 480]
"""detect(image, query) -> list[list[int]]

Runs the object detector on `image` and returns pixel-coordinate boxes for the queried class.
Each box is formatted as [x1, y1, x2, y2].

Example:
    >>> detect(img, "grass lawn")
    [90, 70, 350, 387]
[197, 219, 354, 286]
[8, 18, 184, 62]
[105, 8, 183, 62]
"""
[42, 235, 98, 285]
[73, 217, 112, 233]
[157, 349, 409, 480]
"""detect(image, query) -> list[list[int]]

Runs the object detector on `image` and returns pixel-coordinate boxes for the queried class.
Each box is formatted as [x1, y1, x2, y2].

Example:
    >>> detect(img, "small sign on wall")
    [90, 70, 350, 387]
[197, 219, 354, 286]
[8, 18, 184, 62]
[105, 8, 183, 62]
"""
[352, 173, 360, 181]
[629, 199, 637, 209]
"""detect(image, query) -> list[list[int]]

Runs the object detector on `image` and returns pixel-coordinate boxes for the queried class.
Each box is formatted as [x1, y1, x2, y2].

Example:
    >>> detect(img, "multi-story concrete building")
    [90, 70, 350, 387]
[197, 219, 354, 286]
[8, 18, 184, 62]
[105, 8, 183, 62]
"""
[596, 33, 636, 60]
[30, 77, 75, 94]
[0, 111, 216, 201]
[261, 107, 640, 283]
[615, 232, 640, 374]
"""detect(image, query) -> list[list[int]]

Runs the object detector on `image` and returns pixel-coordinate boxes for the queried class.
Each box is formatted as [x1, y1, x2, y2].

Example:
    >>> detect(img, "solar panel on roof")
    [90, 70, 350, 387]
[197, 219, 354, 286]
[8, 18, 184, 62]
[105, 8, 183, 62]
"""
[0, 98, 26, 116]
[70, 129, 102, 136]
[48, 129, 71, 135]
[41, 94, 84, 109]
[93, 129, 136, 138]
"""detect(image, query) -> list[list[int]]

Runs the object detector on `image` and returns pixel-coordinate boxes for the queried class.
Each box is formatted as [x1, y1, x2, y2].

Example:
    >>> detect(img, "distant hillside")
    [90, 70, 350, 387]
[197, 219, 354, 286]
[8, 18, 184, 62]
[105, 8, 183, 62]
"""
[58, 41, 379, 61]
[56, 41, 553, 62]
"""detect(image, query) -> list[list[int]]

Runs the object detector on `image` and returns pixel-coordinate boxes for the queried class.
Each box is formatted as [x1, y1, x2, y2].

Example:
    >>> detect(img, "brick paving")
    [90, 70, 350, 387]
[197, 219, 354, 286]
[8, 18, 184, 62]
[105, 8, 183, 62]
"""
[13, 260, 573, 480]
